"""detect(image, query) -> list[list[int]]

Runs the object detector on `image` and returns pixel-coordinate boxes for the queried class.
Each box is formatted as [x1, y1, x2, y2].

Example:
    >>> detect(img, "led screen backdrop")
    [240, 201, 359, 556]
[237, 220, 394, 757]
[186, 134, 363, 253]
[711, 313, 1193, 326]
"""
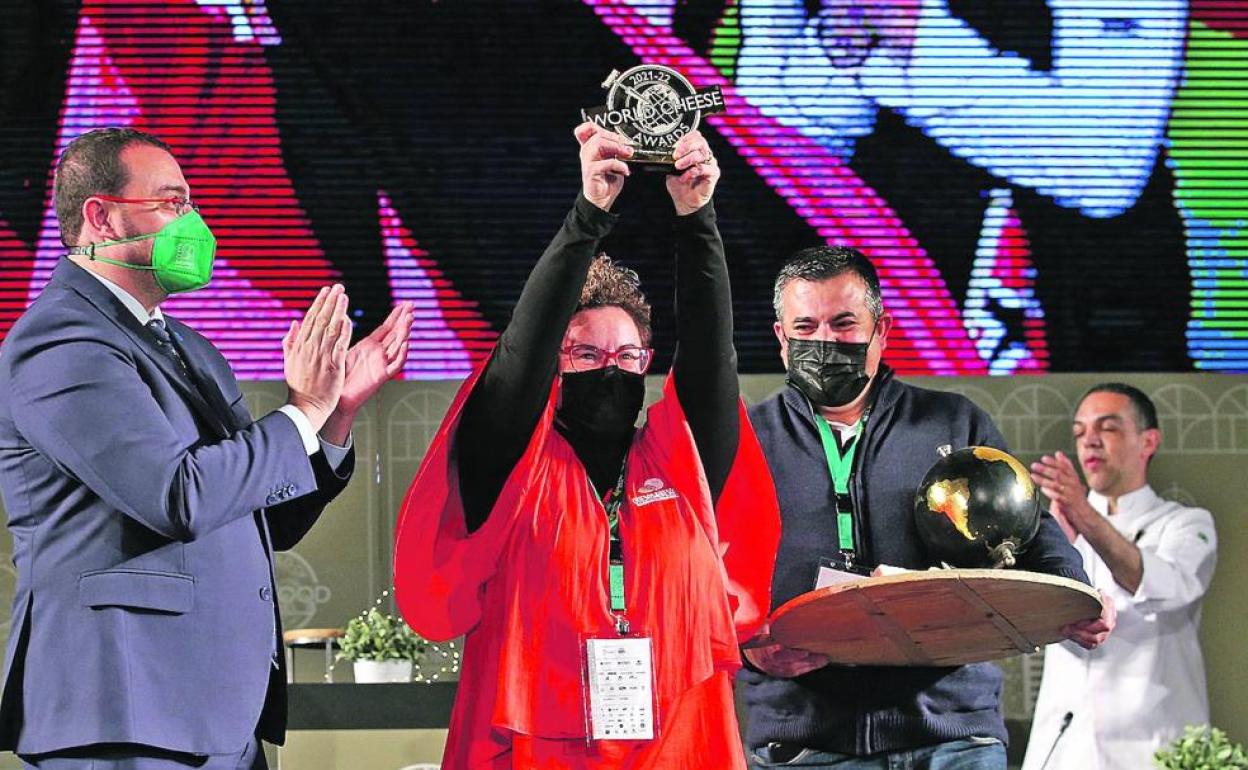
[0, 0, 1245, 377]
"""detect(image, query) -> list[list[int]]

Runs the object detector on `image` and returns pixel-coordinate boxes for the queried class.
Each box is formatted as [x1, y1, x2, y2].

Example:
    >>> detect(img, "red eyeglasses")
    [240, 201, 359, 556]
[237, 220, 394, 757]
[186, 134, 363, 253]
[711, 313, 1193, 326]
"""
[93, 195, 199, 216]
[560, 344, 654, 374]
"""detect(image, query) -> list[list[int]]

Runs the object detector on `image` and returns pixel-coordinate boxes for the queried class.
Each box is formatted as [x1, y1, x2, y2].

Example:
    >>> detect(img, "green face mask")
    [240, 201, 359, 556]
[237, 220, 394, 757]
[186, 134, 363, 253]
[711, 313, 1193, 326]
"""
[80, 210, 217, 294]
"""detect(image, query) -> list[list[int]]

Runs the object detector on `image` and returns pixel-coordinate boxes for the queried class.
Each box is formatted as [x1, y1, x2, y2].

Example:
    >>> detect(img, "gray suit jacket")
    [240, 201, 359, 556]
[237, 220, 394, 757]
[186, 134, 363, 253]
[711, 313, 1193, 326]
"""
[0, 258, 353, 755]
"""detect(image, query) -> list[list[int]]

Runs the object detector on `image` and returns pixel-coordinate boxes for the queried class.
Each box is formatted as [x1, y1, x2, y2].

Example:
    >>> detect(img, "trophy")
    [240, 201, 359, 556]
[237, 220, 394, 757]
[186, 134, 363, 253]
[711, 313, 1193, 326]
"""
[581, 65, 727, 171]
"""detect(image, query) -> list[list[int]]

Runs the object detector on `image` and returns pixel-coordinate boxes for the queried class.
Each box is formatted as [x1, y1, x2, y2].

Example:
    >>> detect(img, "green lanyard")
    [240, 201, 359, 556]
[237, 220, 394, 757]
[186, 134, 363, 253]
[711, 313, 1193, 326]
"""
[815, 416, 861, 552]
[602, 466, 629, 627]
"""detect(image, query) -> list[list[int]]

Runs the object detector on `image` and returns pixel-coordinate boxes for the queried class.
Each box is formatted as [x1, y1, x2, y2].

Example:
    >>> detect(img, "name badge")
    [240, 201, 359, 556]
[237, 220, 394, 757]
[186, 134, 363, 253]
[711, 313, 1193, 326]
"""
[584, 636, 656, 741]
[815, 554, 870, 590]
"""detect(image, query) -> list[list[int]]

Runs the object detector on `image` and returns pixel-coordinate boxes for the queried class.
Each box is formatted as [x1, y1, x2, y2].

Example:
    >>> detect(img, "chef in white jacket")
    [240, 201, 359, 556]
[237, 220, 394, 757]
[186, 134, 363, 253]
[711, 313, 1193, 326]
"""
[1022, 383, 1218, 770]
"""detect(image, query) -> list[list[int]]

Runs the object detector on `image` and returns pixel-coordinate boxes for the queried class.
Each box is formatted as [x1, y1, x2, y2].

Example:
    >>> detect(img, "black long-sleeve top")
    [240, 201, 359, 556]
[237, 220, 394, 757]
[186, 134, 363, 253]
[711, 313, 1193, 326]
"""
[457, 194, 738, 532]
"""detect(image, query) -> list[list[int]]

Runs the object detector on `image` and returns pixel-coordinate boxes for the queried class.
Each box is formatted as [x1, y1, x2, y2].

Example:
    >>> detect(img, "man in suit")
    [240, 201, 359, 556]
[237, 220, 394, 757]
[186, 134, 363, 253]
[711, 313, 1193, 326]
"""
[0, 127, 413, 768]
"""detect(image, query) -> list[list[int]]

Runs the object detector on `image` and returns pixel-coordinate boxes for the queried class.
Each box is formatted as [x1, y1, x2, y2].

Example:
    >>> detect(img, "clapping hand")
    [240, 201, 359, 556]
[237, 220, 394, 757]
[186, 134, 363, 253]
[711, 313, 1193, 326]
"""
[283, 284, 352, 432]
[319, 301, 414, 445]
[341, 302, 413, 411]
[1031, 451, 1095, 542]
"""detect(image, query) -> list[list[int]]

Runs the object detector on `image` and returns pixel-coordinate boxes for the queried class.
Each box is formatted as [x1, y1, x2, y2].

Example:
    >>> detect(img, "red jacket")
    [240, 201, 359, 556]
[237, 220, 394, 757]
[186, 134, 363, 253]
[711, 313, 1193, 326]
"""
[394, 370, 779, 768]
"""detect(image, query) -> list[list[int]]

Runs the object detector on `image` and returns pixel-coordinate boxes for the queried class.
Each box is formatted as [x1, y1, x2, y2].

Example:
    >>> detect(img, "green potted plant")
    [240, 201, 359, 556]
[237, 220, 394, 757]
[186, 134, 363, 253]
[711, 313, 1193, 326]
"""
[338, 608, 426, 683]
[1155, 725, 1248, 770]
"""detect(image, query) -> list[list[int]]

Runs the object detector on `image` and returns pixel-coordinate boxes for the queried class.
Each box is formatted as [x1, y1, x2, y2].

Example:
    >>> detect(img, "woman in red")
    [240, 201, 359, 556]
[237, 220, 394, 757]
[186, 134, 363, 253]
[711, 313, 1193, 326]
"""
[394, 122, 779, 769]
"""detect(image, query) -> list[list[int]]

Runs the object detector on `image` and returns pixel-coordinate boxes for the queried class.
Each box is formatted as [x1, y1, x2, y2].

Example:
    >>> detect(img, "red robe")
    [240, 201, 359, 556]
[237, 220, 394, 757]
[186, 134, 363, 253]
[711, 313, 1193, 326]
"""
[393, 369, 780, 769]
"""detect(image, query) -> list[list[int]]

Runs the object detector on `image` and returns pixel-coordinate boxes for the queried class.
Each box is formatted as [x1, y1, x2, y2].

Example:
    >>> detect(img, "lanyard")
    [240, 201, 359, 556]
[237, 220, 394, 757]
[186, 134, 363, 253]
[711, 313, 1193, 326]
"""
[815, 416, 861, 553]
[602, 465, 630, 633]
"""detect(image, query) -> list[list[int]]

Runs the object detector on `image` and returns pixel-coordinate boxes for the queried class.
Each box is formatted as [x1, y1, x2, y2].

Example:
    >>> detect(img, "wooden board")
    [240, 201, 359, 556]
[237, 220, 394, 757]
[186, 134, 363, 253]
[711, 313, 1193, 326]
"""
[768, 570, 1102, 666]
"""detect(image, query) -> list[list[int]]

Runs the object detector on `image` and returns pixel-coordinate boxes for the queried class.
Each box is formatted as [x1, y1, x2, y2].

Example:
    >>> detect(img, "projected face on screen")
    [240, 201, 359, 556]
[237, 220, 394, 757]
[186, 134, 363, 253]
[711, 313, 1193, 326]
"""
[727, 0, 1189, 372]
[735, 0, 1188, 218]
[0, 0, 1243, 375]
[604, 0, 1205, 374]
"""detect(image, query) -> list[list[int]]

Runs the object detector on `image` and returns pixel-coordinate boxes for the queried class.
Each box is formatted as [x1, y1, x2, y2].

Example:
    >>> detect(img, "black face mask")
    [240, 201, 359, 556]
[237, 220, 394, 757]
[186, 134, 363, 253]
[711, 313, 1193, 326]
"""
[556, 366, 646, 439]
[785, 336, 873, 409]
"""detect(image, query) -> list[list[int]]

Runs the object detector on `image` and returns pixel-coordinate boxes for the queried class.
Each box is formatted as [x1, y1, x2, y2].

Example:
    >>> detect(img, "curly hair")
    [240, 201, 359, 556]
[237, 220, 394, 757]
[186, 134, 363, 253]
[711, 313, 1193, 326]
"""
[577, 254, 652, 345]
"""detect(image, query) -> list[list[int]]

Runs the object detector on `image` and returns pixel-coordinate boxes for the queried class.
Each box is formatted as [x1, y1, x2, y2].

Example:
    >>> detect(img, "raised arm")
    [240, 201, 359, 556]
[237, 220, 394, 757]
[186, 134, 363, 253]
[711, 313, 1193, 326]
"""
[665, 131, 737, 503]
[457, 125, 633, 531]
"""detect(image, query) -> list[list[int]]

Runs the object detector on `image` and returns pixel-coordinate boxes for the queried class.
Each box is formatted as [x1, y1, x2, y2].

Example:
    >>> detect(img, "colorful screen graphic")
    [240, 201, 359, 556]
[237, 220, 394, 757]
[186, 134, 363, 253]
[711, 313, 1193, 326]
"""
[0, 0, 1244, 376]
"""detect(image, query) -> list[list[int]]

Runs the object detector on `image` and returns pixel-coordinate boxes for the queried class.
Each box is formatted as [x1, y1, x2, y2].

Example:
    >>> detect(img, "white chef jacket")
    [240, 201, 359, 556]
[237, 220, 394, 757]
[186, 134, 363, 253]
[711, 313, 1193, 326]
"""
[1022, 485, 1218, 770]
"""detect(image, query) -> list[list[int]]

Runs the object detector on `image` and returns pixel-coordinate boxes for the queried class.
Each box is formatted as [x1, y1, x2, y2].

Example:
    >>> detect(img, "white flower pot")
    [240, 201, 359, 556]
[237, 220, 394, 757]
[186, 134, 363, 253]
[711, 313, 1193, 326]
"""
[353, 659, 412, 684]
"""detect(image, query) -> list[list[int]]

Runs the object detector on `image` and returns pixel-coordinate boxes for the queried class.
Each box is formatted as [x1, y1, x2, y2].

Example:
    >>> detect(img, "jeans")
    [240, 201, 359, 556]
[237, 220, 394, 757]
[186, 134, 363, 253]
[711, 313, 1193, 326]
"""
[750, 737, 1006, 770]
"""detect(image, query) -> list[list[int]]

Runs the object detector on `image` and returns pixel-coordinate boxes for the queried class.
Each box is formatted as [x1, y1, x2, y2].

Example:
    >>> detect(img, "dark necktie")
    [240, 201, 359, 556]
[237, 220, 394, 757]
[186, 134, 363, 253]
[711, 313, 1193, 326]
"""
[146, 318, 232, 425]
[146, 318, 190, 375]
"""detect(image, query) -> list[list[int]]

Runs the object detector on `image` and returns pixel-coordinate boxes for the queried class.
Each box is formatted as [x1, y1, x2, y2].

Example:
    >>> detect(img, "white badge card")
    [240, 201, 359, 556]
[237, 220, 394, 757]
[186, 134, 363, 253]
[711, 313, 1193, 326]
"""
[815, 556, 870, 590]
[584, 636, 656, 741]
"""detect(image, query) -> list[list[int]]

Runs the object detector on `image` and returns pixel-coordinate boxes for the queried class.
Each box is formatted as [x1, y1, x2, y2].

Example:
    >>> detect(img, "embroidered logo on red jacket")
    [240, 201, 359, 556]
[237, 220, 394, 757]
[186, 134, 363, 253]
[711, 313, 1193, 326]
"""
[632, 477, 678, 507]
